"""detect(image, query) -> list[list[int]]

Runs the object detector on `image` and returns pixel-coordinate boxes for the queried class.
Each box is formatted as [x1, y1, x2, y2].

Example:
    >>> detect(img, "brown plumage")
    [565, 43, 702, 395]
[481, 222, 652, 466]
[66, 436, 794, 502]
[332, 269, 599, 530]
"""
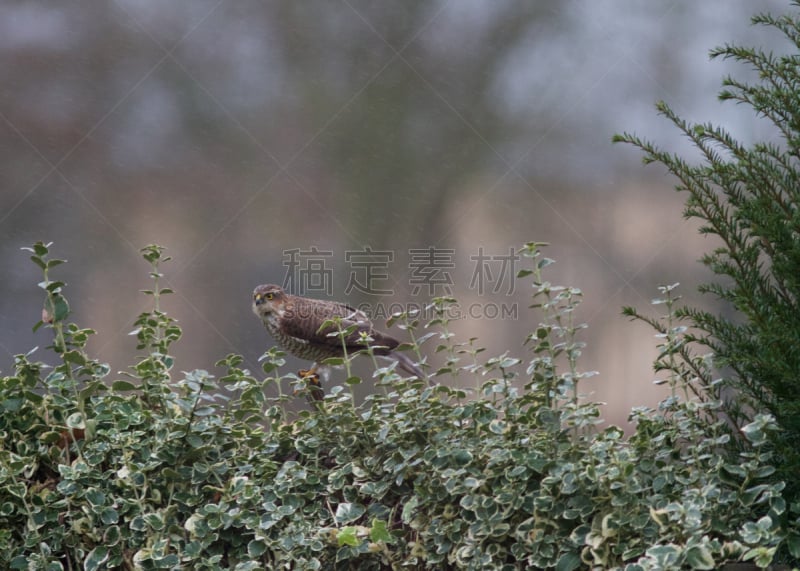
[252, 284, 423, 379]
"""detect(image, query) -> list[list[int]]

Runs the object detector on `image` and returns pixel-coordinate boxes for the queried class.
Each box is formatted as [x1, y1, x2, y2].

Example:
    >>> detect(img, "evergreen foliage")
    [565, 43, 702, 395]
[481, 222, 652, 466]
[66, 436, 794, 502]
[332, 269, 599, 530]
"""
[614, 5, 800, 509]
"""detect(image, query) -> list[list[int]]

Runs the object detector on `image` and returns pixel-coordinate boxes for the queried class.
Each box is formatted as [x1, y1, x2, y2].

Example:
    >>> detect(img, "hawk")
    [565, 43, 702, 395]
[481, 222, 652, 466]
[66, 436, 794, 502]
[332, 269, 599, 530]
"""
[252, 284, 424, 385]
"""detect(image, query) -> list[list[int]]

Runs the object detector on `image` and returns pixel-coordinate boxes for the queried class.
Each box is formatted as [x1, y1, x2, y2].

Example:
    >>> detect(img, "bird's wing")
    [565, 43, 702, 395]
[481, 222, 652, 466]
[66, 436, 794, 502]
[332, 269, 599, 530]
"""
[280, 298, 399, 354]
[281, 299, 394, 351]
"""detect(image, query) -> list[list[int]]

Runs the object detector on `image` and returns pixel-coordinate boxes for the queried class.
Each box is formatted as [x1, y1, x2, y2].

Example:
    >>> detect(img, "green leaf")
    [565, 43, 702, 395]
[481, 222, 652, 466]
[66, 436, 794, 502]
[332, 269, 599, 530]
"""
[44, 280, 66, 293]
[63, 350, 86, 365]
[743, 546, 777, 568]
[85, 489, 105, 506]
[685, 544, 715, 570]
[130, 515, 146, 531]
[489, 419, 506, 434]
[370, 519, 394, 544]
[555, 552, 581, 571]
[1, 398, 23, 412]
[143, 512, 165, 531]
[103, 525, 121, 546]
[84, 546, 109, 571]
[463, 477, 480, 489]
[337, 526, 359, 547]
[30, 256, 47, 270]
[787, 533, 800, 558]
[537, 257, 555, 269]
[152, 554, 179, 567]
[39, 431, 62, 444]
[452, 449, 473, 466]
[247, 539, 268, 557]
[335, 502, 366, 524]
[53, 295, 70, 322]
[185, 435, 204, 448]
[192, 406, 215, 417]
[111, 380, 138, 391]
[33, 242, 51, 257]
[401, 496, 418, 523]
[7, 483, 25, 498]
[100, 507, 119, 525]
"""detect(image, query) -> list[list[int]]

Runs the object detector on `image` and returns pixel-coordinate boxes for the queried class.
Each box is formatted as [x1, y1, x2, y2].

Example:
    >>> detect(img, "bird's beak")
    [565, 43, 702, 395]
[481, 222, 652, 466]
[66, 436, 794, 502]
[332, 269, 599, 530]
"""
[254, 293, 264, 306]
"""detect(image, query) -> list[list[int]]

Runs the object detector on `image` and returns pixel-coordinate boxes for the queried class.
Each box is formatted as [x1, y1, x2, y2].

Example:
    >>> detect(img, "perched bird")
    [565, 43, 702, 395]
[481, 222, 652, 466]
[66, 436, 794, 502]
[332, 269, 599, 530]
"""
[252, 284, 424, 385]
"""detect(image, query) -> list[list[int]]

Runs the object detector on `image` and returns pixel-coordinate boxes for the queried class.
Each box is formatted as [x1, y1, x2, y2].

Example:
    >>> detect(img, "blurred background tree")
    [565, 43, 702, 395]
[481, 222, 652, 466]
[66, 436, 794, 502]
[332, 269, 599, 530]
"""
[0, 0, 790, 424]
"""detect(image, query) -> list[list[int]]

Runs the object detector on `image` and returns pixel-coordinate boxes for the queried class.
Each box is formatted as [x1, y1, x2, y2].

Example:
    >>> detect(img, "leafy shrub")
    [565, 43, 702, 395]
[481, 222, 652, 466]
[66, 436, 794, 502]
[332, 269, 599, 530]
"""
[613, 4, 800, 564]
[614, 5, 800, 511]
[0, 241, 794, 570]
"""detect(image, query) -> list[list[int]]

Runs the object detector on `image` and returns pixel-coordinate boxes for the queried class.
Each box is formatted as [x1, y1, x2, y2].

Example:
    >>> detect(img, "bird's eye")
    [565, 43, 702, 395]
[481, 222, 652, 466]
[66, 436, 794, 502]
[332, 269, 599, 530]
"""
[266, 292, 274, 300]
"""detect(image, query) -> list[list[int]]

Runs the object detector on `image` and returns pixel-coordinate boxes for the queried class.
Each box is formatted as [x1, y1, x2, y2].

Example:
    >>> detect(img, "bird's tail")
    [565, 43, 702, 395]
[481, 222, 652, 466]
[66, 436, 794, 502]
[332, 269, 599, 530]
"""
[390, 351, 425, 379]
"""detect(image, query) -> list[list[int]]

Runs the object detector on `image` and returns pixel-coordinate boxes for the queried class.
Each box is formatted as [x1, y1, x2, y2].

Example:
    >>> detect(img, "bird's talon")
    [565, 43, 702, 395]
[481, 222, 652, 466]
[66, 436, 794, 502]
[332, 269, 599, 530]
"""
[298, 369, 320, 383]
[296, 369, 323, 401]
